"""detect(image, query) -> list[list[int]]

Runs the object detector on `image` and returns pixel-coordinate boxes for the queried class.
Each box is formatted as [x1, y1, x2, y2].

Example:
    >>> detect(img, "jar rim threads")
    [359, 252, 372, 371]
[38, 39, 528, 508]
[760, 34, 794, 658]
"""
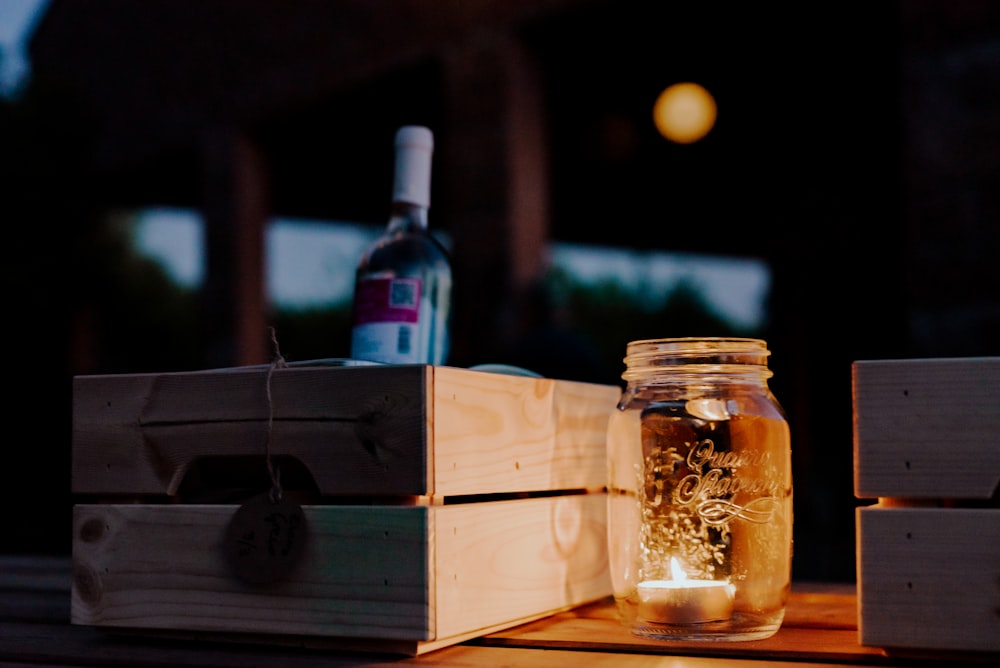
[622, 338, 772, 382]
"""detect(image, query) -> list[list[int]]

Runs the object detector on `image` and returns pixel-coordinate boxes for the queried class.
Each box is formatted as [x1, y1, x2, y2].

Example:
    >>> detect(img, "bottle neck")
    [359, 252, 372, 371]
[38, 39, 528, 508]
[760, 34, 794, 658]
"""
[392, 126, 433, 220]
[388, 200, 429, 231]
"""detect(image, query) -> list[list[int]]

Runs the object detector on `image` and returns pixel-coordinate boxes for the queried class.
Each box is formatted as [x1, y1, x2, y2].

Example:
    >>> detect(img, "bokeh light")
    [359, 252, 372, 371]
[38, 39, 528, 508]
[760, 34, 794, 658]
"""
[653, 82, 717, 144]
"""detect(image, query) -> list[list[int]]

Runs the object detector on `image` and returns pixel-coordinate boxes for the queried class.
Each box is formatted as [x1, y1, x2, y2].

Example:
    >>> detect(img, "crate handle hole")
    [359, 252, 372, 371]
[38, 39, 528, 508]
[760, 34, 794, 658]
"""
[175, 454, 319, 502]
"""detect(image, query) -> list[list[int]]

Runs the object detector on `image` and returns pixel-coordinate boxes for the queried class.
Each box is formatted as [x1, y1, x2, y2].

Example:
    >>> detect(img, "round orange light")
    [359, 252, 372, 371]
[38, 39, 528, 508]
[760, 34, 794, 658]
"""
[653, 82, 717, 144]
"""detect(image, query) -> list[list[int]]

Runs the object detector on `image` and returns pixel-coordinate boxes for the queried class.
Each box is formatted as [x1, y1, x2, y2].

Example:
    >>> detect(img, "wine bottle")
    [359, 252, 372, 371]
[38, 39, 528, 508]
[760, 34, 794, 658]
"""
[349, 126, 453, 365]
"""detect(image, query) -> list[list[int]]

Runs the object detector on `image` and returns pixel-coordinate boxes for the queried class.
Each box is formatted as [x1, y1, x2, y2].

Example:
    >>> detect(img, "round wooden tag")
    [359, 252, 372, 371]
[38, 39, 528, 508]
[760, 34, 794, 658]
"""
[224, 492, 307, 584]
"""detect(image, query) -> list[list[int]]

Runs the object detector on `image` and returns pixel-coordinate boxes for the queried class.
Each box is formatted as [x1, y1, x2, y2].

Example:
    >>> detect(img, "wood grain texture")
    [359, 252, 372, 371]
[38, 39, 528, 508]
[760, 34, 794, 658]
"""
[71, 494, 610, 654]
[852, 357, 1000, 499]
[72, 365, 430, 496]
[432, 367, 619, 495]
[72, 365, 620, 498]
[477, 583, 881, 663]
[10, 555, 1000, 666]
[856, 505, 1000, 652]
[433, 493, 610, 638]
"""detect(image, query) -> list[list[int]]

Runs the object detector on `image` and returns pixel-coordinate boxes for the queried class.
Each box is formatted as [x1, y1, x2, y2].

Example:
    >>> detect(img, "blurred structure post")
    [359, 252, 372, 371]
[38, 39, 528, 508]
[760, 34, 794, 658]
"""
[200, 127, 269, 368]
[442, 30, 550, 366]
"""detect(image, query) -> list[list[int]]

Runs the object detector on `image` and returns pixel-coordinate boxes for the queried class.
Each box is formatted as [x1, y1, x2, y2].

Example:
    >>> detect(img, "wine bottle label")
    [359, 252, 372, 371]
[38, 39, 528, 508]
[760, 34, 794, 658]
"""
[350, 276, 424, 363]
[352, 277, 421, 324]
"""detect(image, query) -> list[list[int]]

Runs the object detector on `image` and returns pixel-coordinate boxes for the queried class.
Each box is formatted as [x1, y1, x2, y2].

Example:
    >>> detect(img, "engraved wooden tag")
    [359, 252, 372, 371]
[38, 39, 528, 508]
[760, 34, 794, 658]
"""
[224, 492, 307, 584]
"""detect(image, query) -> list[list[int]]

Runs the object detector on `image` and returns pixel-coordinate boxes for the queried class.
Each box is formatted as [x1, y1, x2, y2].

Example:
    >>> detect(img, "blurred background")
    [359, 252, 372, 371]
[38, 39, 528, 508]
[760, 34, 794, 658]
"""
[3, 0, 998, 583]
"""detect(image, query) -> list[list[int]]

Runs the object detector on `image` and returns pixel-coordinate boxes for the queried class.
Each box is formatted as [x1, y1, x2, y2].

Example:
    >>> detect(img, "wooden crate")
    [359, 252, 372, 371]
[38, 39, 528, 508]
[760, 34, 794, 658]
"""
[853, 357, 1000, 655]
[71, 364, 621, 655]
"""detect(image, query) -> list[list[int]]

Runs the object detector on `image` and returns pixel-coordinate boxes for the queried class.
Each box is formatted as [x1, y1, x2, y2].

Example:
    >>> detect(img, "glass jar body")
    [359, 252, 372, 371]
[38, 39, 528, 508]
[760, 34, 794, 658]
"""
[606, 338, 792, 641]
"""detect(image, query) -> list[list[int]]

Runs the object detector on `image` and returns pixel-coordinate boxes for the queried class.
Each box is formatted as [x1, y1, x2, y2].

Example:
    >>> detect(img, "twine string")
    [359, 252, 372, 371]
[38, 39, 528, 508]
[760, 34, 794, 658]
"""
[265, 326, 288, 503]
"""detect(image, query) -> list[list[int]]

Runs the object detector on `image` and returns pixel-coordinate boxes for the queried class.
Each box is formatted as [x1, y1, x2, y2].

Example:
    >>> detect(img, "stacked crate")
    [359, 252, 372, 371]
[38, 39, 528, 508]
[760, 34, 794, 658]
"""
[71, 364, 620, 655]
[853, 357, 1000, 654]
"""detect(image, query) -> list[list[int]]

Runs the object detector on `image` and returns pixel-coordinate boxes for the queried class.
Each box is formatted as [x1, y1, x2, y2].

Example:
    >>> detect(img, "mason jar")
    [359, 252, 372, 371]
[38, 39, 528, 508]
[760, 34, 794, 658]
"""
[606, 338, 792, 641]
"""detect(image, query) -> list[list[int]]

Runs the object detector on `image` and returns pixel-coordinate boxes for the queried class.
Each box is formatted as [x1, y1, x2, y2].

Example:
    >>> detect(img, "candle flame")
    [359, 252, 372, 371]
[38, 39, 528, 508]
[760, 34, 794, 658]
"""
[669, 557, 688, 582]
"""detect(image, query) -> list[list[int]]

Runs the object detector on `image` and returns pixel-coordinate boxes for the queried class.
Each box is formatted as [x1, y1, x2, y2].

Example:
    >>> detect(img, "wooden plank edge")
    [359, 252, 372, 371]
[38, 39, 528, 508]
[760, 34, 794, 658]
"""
[72, 486, 609, 508]
[84, 598, 608, 657]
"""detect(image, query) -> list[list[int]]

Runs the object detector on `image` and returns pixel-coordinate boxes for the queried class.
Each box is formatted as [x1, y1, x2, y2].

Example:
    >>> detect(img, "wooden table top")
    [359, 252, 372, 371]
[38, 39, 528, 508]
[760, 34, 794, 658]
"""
[2, 554, 994, 667]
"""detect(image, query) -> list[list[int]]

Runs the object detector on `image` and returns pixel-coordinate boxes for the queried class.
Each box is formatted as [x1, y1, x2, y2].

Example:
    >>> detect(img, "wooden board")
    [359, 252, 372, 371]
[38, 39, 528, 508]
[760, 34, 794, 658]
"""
[72, 364, 620, 498]
[481, 586, 881, 663]
[15, 557, 1000, 667]
[71, 494, 611, 655]
[856, 504, 1000, 653]
[852, 357, 1000, 499]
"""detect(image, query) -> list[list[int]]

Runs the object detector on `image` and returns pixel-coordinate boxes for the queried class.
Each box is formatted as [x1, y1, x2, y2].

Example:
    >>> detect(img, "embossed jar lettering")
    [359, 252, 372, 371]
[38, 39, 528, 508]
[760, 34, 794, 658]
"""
[606, 338, 793, 641]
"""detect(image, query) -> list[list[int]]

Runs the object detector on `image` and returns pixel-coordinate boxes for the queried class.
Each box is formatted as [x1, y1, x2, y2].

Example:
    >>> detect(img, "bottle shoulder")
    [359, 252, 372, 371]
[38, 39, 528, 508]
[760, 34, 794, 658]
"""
[357, 227, 451, 275]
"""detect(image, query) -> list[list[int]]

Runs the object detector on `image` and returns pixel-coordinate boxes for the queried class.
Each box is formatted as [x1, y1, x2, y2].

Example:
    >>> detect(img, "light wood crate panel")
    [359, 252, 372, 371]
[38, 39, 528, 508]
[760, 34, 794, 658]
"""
[72, 364, 621, 498]
[856, 505, 1000, 653]
[852, 357, 1000, 499]
[72, 493, 611, 655]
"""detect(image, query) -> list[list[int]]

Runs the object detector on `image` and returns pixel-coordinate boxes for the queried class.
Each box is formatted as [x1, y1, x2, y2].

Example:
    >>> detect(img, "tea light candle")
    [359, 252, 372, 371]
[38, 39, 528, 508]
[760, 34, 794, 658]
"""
[637, 558, 734, 624]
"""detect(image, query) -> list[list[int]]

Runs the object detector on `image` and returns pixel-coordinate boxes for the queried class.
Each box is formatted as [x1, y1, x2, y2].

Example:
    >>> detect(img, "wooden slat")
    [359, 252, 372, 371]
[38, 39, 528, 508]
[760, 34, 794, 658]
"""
[433, 494, 609, 638]
[7, 554, 1000, 666]
[72, 365, 431, 496]
[71, 494, 609, 654]
[0, 619, 894, 668]
[432, 367, 619, 495]
[476, 584, 882, 664]
[856, 505, 1000, 653]
[852, 357, 1000, 499]
[72, 365, 619, 498]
